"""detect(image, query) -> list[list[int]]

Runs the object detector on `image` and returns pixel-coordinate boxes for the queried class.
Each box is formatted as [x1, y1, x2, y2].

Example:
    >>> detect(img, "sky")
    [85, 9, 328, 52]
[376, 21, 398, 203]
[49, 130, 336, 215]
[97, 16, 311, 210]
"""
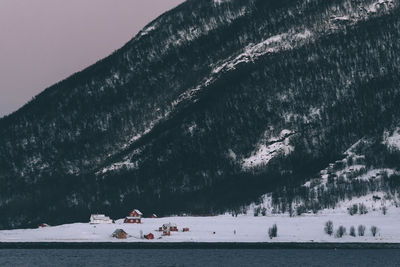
[0, 0, 184, 118]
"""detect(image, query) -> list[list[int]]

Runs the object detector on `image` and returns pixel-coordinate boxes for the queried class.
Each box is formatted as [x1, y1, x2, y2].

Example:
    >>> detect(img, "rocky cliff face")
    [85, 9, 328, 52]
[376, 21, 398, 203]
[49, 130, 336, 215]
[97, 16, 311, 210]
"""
[1, 0, 400, 229]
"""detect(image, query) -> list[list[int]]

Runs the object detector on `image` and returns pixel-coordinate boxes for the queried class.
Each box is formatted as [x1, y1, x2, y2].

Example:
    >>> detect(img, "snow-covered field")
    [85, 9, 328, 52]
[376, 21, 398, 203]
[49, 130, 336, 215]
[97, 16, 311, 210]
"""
[1, 198, 399, 243]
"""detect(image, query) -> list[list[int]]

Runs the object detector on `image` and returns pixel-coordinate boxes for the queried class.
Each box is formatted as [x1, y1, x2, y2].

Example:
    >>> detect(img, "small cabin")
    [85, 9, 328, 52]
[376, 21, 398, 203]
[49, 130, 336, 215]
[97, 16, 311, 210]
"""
[152, 214, 158, 218]
[112, 229, 128, 239]
[144, 233, 154, 240]
[124, 209, 143, 224]
[90, 214, 113, 224]
[182, 227, 190, 232]
[373, 195, 382, 201]
[170, 223, 178, 232]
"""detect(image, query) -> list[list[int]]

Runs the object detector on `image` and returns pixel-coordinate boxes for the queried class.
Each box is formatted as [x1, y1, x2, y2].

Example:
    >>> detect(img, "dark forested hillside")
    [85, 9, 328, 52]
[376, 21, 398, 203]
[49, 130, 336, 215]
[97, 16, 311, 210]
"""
[1, 0, 400, 229]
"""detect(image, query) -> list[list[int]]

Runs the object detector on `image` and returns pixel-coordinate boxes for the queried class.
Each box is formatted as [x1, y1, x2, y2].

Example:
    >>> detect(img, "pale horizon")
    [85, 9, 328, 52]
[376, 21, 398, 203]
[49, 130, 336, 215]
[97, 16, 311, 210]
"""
[0, 0, 184, 118]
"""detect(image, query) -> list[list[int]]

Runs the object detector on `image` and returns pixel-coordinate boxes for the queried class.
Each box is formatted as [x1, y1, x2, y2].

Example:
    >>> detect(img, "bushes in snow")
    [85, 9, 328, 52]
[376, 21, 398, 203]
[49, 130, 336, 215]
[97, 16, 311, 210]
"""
[350, 226, 356, 237]
[358, 225, 366, 236]
[348, 204, 358, 215]
[324, 221, 334, 236]
[296, 205, 307, 216]
[335, 226, 346, 238]
[324, 223, 379, 238]
[253, 206, 261, 216]
[371, 226, 378, 237]
[359, 204, 368, 214]
[348, 203, 368, 215]
[253, 206, 267, 216]
[261, 207, 267, 216]
[268, 224, 278, 239]
[382, 206, 387, 215]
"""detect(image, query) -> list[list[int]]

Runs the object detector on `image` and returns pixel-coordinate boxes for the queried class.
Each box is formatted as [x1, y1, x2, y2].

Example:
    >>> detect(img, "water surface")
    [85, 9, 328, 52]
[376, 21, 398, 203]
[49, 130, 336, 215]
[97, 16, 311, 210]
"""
[0, 249, 399, 267]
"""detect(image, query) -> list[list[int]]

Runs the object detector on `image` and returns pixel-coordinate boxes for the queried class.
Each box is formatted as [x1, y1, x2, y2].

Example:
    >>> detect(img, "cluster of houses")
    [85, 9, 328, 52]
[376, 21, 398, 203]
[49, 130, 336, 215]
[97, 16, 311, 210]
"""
[157, 223, 189, 236]
[88, 209, 189, 240]
[37, 208, 189, 240]
[89, 209, 144, 224]
[111, 229, 155, 240]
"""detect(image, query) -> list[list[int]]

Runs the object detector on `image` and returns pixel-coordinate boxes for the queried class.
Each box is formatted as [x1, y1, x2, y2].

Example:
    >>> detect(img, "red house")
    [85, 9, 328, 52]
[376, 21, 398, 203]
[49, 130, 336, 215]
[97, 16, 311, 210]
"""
[144, 233, 154, 240]
[170, 223, 178, 232]
[152, 214, 158, 218]
[124, 209, 143, 224]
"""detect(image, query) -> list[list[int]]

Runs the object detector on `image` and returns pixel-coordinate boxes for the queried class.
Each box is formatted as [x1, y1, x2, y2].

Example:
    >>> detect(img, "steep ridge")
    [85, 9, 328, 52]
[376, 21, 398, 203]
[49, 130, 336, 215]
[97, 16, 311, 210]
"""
[1, 0, 400, 228]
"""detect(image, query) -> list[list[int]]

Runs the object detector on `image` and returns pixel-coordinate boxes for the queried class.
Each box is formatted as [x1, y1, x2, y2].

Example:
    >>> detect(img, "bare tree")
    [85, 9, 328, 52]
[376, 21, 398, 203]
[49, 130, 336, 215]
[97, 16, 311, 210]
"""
[324, 221, 334, 236]
[382, 206, 387, 215]
[261, 207, 267, 216]
[348, 204, 358, 216]
[371, 226, 378, 237]
[359, 204, 368, 215]
[253, 206, 261, 216]
[268, 224, 278, 239]
[358, 225, 366, 236]
[350, 226, 356, 237]
[336, 226, 346, 238]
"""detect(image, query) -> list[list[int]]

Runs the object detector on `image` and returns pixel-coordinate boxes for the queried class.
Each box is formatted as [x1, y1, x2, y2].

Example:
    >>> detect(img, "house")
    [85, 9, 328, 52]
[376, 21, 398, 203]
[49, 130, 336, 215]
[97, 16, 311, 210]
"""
[38, 223, 50, 228]
[124, 209, 143, 223]
[373, 195, 382, 201]
[182, 227, 190, 232]
[152, 214, 158, 218]
[90, 214, 113, 224]
[144, 233, 154, 240]
[112, 229, 128, 239]
[170, 223, 178, 232]
[162, 223, 171, 236]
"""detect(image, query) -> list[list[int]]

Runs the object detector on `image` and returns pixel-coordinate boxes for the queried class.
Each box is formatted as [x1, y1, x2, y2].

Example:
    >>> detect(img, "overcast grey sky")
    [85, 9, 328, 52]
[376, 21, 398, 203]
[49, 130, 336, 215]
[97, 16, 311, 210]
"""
[0, 0, 184, 118]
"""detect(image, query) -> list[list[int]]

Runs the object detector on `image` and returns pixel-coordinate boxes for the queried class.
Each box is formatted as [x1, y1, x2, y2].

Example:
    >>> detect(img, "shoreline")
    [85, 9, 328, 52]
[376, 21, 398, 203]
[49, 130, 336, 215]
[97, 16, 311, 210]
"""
[1, 242, 400, 249]
[3, 206, 400, 245]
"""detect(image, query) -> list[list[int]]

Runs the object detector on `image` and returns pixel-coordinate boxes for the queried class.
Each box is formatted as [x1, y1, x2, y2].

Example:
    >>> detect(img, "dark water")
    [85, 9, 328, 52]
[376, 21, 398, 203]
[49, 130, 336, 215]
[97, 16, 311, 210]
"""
[0, 249, 399, 267]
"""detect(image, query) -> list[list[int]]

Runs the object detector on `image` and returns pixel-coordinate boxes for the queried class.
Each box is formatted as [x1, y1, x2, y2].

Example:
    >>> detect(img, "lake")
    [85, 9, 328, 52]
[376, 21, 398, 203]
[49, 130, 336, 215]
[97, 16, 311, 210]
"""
[1, 249, 400, 267]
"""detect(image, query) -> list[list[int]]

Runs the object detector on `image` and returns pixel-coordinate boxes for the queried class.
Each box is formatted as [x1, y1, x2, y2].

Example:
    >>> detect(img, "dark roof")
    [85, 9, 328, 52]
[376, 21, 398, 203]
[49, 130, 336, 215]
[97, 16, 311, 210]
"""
[112, 229, 127, 236]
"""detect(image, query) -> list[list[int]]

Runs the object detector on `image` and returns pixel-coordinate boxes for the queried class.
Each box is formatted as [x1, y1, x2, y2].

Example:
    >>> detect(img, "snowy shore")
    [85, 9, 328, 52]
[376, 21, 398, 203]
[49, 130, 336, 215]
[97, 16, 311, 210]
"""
[1, 206, 399, 243]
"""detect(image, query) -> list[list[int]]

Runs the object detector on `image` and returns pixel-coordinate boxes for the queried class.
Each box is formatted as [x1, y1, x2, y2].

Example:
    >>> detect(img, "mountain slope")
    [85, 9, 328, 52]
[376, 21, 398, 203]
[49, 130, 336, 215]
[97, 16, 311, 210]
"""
[1, 0, 400, 229]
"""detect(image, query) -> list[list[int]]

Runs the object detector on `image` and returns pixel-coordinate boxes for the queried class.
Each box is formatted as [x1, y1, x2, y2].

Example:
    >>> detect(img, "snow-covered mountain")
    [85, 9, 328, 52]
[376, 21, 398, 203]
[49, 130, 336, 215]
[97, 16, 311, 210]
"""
[1, 0, 400, 229]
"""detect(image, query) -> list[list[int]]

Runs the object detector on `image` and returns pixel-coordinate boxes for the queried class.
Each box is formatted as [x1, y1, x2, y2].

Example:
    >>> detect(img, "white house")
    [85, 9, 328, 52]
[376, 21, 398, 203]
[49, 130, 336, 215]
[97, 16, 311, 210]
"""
[90, 214, 113, 224]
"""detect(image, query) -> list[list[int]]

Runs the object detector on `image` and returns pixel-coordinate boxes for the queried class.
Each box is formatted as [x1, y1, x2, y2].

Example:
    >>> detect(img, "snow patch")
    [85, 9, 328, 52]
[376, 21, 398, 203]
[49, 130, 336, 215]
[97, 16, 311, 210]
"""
[321, 192, 397, 215]
[356, 169, 395, 181]
[138, 25, 157, 38]
[303, 138, 398, 190]
[383, 128, 400, 151]
[213, 30, 312, 74]
[344, 138, 367, 156]
[327, 0, 396, 29]
[187, 122, 197, 135]
[365, 0, 395, 14]
[242, 130, 295, 170]
[99, 158, 139, 175]
[227, 149, 237, 161]
[162, 6, 249, 50]
[213, 0, 231, 4]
